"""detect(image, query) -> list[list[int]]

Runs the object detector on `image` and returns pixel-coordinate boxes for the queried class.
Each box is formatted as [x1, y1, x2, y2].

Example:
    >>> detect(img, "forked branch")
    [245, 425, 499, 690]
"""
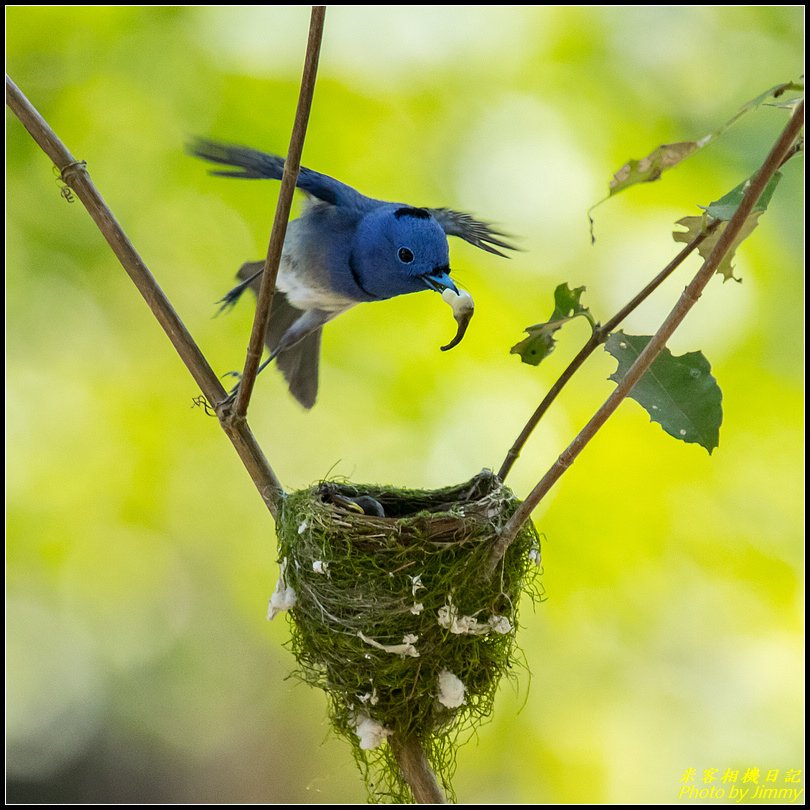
[488, 100, 804, 575]
[5, 74, 284, 516]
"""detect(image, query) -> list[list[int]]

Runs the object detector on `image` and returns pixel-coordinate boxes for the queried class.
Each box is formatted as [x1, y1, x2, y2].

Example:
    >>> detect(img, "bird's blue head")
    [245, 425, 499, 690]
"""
[350, 206, 457, 300]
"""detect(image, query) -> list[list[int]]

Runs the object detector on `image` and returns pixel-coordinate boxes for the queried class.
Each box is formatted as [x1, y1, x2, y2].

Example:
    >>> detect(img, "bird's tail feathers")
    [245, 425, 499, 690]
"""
[215, 261, 264, 314]
[189, 139, 285, 181]
[275, 329, 321, 410]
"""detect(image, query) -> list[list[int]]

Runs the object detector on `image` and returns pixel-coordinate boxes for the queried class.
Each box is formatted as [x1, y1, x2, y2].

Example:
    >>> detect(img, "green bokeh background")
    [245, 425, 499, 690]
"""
[6, 6, 803, 804]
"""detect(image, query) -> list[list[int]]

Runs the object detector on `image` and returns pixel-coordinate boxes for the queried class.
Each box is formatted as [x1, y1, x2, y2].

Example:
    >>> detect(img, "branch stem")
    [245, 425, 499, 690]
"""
[499, 114, 803, 484]
[231, 6, 325, 418]
[497, 229, 711, 481]
[390, 735, 447, 804]
[5, 74, 285, 517]
[489, 100, 804, 574]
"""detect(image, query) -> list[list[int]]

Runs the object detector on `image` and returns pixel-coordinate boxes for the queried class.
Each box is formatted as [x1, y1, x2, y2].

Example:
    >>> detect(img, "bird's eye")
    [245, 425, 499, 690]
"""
[397, 247, 415, 264]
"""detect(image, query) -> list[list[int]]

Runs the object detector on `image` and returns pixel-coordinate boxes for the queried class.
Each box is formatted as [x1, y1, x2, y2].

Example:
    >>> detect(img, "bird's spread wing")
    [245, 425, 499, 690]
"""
[428, 208, 518, 258]
[189, 138, 368, 209]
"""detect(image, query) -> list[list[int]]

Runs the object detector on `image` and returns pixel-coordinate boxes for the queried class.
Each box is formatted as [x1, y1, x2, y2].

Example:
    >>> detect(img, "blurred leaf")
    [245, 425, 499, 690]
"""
[765, 97, 805, 111]
[673, 171, 781, 282]
[511, 283, 594, 366]
[609, 141, 699, 195]
[597, 80, 801, 203]
[736, 79, 804, 113]
[605, 332, 722, 454]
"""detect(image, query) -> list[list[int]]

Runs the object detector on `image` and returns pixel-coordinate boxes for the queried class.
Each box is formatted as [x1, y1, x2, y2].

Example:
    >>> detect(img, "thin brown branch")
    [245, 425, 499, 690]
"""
[498, 116, 804, 484]
[390, 735, 447, 804]
[5, 73, 285, 518]
[498, 337, 597, 482]
[488, 100, 804, 575]
[9, 23, 443, 802]
[231, 6, 326, 418]
[497, 228, 713, 481]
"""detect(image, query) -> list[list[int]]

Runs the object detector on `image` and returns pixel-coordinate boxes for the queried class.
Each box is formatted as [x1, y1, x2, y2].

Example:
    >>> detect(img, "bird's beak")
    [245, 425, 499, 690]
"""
[329, 493, 366, 514]
[422, 265, 458, 294]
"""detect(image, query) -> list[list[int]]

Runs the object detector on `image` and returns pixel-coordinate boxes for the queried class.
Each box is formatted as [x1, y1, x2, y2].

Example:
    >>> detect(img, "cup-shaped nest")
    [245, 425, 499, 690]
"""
[273, 470, 542, 802]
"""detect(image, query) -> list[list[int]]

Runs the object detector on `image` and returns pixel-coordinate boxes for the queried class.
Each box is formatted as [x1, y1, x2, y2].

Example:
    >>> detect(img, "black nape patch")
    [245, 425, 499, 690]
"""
[394, 206, 431, 220]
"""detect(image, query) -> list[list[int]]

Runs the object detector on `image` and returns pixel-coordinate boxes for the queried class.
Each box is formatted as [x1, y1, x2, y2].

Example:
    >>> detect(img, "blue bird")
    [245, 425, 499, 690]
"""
[191, 139, 515, 408]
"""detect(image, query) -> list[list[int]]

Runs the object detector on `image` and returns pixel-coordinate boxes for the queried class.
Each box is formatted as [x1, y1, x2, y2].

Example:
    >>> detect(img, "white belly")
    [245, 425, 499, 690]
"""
[276, 224, 357, 313]
[277, 261, 356, 312]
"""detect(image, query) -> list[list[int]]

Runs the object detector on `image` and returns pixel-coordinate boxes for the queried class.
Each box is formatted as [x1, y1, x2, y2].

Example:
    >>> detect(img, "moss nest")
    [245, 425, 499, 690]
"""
[273, 469, 542, 802]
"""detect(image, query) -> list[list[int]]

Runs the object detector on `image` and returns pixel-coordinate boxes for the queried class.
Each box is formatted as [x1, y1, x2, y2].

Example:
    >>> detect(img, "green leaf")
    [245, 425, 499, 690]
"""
[673, 171, 781, 282]
[605, 332, 722, 454]
[511, 283, 594, 366]
[703, 171, 782, 221]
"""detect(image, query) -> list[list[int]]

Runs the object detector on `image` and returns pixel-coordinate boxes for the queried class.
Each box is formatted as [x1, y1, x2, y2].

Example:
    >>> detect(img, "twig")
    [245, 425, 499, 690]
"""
[5, 74, 285, 518]
[488, 99, 804, 575]
[498, 125, 804, 484]
[231, 6, 326, 418]
[497, 228, 712, 481]
[390, 735, 447, 804]
[9, 13, 446, 805]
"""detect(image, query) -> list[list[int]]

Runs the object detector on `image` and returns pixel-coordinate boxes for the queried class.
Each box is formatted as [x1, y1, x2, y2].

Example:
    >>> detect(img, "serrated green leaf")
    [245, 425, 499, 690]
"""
[673, 213, 761, 282]
[511, 283, 594, 366]
[672, 171, 782, 283]
[605, 332, 722, 454]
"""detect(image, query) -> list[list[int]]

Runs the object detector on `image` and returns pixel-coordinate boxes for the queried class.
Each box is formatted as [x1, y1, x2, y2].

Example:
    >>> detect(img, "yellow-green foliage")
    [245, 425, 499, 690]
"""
[7, 7, 803, 804]
[276, 471, 542, 802]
